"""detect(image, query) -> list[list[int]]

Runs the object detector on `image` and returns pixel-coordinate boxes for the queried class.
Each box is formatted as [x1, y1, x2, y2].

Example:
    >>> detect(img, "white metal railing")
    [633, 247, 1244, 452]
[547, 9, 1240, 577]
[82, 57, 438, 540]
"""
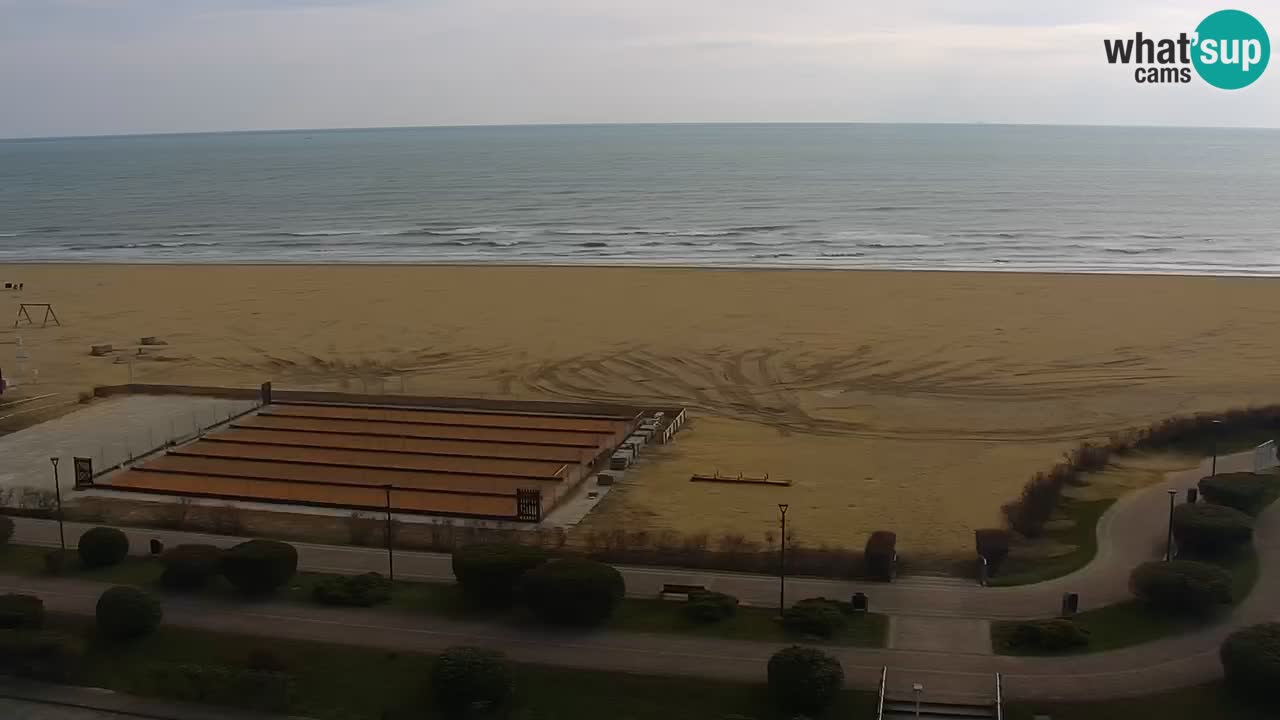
[995, 672, 1004, 720]
[876, 666, 888, 720]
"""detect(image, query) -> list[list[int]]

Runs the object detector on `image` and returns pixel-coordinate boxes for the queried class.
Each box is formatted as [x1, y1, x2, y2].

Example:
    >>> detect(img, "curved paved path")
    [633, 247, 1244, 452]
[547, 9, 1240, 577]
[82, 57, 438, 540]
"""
[4, 451, 1275, 704]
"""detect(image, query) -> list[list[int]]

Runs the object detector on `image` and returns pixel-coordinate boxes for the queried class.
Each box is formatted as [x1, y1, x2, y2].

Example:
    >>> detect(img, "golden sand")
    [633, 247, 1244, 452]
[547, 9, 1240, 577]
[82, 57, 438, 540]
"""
[5, 264, 1279, 554]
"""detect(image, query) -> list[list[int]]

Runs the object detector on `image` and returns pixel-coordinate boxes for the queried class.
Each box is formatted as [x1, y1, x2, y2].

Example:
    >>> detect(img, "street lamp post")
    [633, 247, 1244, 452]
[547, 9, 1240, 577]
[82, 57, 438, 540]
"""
[777, 504, 789, 615]
[1210, 419, 1223, 477]
[912, 682, 924, 719]
[49, 457, 65, 553]
[1165, 489, 1177, 561]
[384, 485, 395, 582]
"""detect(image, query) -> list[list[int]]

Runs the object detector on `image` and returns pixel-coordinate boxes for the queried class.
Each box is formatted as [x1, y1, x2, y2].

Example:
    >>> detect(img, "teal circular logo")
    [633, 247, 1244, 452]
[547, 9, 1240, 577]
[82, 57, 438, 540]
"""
[1193, 10, 1270, 89]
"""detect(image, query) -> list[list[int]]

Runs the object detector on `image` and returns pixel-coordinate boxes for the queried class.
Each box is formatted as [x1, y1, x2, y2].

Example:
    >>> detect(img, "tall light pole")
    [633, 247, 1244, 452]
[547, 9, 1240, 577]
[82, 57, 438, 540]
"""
[49, 457, 65, 553]
[1210, 419, 1223, 477]
[384, 485, 395, 582]
[1165, 489, 1177, 561]
[777, 504, 789, 615]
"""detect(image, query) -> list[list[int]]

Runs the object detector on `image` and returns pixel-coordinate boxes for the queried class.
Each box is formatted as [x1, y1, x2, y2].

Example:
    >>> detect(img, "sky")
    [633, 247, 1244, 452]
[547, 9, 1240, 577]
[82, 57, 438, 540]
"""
[1, 0, 1277, 138]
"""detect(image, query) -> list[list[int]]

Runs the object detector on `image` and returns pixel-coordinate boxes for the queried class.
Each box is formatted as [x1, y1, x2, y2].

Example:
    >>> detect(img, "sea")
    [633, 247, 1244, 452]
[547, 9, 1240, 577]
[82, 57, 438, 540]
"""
[2, 123, 1278, 275]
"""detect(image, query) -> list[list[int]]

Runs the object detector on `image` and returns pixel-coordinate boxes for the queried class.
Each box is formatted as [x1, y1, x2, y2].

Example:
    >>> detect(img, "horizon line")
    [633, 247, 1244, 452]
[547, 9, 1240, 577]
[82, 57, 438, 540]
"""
[5, 119, 1280, 142]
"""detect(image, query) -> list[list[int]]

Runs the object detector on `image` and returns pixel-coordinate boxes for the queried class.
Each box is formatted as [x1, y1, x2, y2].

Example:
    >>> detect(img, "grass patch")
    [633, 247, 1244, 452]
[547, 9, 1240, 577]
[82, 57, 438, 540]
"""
[1006, 682, 1274, 720]
[989, 498, 1113, 587]
[993, 545, 1259, 656]
[0, 544, 885, 647]
[39, 614, 876, 720]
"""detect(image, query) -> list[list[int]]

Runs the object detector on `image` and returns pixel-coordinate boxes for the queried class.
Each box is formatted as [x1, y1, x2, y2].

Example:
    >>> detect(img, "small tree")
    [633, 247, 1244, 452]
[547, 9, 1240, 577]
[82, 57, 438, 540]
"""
[767, 646, 844, 715]
[684, 591, 738, 624]
[78, 526, 129, 569]
[0, 594, 45, 629]
[520, 558, 624, 626]
[160, 544, 223, 591]
[1198, 473, 1276, 515]
[1130, 560, 1232, 615]
[1220, 623, 1280, 701]
[220, 540, 298, 596]
[782, 598, 847, 638]
[864, 531, 897, 581]
[431, 646, 513, 716]
[95, 586, 162, 641]
[1172, 503, 1253, 557]
[975, 528, 1011, 576]
[451, 544, 548, 608]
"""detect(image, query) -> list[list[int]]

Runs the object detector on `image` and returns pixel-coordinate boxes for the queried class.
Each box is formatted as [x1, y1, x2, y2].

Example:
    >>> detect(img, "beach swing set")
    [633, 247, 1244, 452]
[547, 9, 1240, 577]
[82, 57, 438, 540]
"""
[13, 303, 60, 328]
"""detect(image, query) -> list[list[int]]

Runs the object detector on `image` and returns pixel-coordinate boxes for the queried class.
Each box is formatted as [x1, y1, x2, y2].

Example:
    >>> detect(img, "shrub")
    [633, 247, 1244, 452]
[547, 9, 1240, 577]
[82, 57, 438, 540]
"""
[0, 515, 13, 544]
[767, 646, 844, 715]
[452, 544, 548, 608]
[43, 549, 75, 576]
[160, 544, 223, 591]
[78, 526, 129, 569]
[1199, 473, 1276, 515]
[1172, 502, 1253, 557]
[0, 594, 45, 629]
[520, 558, 624, 626]
[1130, 560, 1232, 615]
[220, 540, 298, 596]
[151, 663, 294, 713]
[1220, 623, 1280, 701]
[0, 630, 85, 681]
[311, 573, 392, 607]
[684, 591, 738, 624]
[431, 646, 513, 716]
[864, 531, 897, 581]
[975, 528, 1011, 575]
[96, 586, 162, 641]
[782, 598, 847, 638]
[1006, 619, 1089, 652]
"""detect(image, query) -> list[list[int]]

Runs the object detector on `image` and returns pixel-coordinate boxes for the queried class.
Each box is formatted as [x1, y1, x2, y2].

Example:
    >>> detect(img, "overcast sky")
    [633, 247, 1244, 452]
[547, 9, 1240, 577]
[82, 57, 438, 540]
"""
[1, 0, 1276, 138]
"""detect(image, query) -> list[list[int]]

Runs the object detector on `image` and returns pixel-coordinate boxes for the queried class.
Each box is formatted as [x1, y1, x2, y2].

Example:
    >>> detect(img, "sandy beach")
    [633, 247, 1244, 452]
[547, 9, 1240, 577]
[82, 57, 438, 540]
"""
[3, 263, 1279, 556]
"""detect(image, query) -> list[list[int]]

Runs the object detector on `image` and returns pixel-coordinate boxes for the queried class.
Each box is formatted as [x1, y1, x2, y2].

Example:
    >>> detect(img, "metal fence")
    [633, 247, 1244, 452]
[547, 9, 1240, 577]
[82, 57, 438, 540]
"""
[88, 400, 263, 480]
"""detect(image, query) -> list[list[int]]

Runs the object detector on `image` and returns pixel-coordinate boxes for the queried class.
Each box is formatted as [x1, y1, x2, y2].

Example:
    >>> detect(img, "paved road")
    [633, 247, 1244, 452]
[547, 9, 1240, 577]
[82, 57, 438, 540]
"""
[4, 451, 1274, 705]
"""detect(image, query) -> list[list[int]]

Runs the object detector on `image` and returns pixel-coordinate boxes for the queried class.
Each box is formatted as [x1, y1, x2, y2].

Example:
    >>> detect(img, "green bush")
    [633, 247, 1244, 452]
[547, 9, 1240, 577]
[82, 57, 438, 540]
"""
[78, 526, 129, 569]
[431, 646, 513, 716]
[160, 544, 223, 591]
[767, 646, 844, 715]
[1130, 560, 1233, 615]
[96, 586, 162, 641]
[151, 663, 294, 713]
[0, 630, 85, 682]
[684, 591, 738, 624]
[451, 544, 548, 608]
[43, 549, 75, 576]
[0, 515, 13, 544]
[1199, 473, 1276, 515]
[0, 594, 45, 630]
[1007, 619, 1089, 652]
[864, 531, 896, 581]
[1172, 502, 1254, 557]
[975, 528, 1011, 575]
[1220, 623, 1280, 701]
[311, 573, 392, 607]
[782, 598, 847, 638]
[520, 558, 624, 626]
[220, 540, 298, 596]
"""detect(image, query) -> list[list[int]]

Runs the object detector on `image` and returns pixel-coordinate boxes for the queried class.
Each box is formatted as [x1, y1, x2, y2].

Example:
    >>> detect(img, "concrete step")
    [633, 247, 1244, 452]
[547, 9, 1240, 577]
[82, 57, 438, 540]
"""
[883, 700, 995, 719]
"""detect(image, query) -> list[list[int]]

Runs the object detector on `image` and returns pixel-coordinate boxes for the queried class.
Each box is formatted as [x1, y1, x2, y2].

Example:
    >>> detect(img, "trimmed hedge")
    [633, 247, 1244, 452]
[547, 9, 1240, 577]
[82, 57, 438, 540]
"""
[151, 663, 294, 713]
[0, 515, 13, 545]
[1220, 622, 1280, 701]
[975, 528, 1011, 575]
[0, 594, 45, 630]
[78, 526, 129, 569]
[431, 646, 512, 716]
[684, 591, 738, 624]
[1007, 619, 1089, 652]
[782, 598, 847, 638]
[451, 544, 548, 608]
[311, 573, 391, 607]
[520, 558, 624, 626]
[1199, 473, 1276, 515]
[95, 586, 162, 641]
[160, 544, 223, 591]
[767, 646, 844, 715]
[220, 540, 298, 596]
[864, 531, 896, 581]
[0, 630, 85, 681]
[1130, 560, 1232, 615]
[1172, 502, 1254, 557]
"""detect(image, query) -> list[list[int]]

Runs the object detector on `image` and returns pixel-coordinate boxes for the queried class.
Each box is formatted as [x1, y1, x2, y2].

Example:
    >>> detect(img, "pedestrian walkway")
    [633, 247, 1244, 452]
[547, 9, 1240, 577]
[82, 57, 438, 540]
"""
[0, 678, 294, 720]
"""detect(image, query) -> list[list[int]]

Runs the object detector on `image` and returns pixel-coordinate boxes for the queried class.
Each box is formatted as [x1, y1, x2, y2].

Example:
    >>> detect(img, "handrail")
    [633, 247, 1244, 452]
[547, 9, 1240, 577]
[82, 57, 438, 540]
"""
[995, 672, 1004, 720]
[876, 666, 888, 720]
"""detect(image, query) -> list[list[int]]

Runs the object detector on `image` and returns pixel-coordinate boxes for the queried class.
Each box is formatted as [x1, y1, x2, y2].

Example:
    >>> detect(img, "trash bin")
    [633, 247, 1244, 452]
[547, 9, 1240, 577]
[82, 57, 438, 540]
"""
[149, 539, 164, 555]
[1061, 591, 1079, 617]
[1187, 488, 1198, 504]
[850, 592, 868, 612]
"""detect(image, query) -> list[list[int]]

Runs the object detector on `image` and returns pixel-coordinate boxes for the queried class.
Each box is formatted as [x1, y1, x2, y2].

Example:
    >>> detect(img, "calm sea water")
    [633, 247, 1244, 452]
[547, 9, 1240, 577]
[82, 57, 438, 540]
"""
[2, 124, 1278, 274]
